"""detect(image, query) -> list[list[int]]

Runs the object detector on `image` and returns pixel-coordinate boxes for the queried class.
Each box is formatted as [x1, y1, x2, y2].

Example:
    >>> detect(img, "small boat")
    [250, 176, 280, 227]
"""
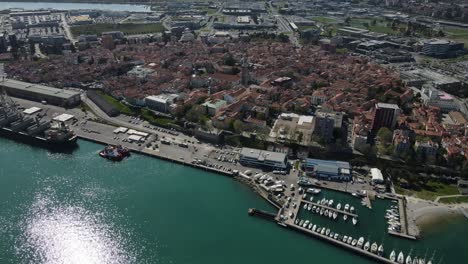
[299, 219, 304, 226]
[397, 252, 405, 264]
[306, 188, 321, 195]
[390, 250, 396, 261]
[312, 205, 317, 210]
[378, 244, 384, 256]
[357, 237, 364, 248]
[303, 194, 307, 200]
[336, 203, 342, 210]
[308, 223, 313, 229]
[352, 217, 358, 225]
[295, 219, 299, 225]
[328, 211, 333, 218]
[303, 204, 308, 210]
[321, 228, 326, 235]
[334, 233, 339, 240]
[350, 206, 355, 213]
[333, 212, 338, 220]
[312, 224, 317, 232]
[370, 242, 378, 253]
[324, 209, 329, 216]
[343, 214, 348, 221]
[406, 255, 412, 264]
[351, 239, 358, 246]
[309, 197, 314, 202]
[316, 207, 320, 213]
[330, 232, 334, 238]
[328, 199, 334, 206]
[347, 236, 353, 244]
[344, 204, 350, 211]
[320, 209, 324, 216]
[325, 228, 330, 236]
[343, 236, 348, 243]
[413, 258, 419, 264]
[419, 258, 425, 264]
[364, 241, 370, 251]
[303, 220, 309, 228]
[307, 204, 312, 211]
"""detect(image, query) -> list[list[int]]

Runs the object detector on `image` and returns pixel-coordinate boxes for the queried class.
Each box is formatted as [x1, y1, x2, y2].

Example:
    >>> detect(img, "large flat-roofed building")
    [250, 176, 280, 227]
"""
[303, 158, 352, 181]
[145, 94, 178, 113]
[371, 103, 400, 132]
[0, 79, 81, 107]
[239, 147, 288, 170]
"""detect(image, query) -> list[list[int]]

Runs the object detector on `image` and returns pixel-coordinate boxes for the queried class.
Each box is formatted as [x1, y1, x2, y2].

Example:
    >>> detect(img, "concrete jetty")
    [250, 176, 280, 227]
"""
[300, 199, 359, 218]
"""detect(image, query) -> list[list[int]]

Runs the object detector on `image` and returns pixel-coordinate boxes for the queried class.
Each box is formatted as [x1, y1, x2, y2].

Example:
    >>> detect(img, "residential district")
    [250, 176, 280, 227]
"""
[1, 1, 468, 263]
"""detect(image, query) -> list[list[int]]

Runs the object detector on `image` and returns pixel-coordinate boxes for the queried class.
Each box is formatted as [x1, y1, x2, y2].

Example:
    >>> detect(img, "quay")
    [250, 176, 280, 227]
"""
[300, 199, 359, 218]
[388, 197, 417, 240]
[388, 230, 417, 240]
[248, 208, 277, 222]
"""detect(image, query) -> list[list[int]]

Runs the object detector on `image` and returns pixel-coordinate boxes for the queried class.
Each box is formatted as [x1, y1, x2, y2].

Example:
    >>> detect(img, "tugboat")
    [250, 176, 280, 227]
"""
[99, 145, 130, 161]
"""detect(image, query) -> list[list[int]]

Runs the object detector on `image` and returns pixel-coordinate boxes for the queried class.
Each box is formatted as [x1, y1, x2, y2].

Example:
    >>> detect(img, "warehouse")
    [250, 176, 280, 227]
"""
[303, 158, 352, 181]
[0, 79, 81, 107]
[239, 147, 288, 170]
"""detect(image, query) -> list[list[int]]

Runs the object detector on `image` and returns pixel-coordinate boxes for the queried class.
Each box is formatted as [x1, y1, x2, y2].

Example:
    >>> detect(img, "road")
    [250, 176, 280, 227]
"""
[60, 13, 77, 43]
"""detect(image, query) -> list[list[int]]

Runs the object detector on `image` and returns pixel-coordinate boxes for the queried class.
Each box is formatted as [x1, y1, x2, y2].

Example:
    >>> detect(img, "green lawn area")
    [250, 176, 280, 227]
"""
[70, 23, 165, 37]
[298, 25, 319, 31]
[395, 180, 459, 201]
[96, 91, 135, 116]
[348, 18, 395, 34]
[439, 196, 468, 204]
[309, 16, 337, 24]
[444, 27, 468, 46]
[141, 109, 175, 127]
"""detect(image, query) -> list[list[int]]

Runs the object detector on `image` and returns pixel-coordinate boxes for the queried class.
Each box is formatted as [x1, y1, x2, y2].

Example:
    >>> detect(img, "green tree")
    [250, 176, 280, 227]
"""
[232, 119, 244, 133]
[377, 127, 393, 144]
[345, 17, 351, 26]
[186, 105, 206, 123]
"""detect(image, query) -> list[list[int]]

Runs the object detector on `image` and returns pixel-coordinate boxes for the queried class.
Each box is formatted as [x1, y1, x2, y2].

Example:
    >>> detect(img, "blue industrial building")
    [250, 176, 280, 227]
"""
[303, 158, 352, 181]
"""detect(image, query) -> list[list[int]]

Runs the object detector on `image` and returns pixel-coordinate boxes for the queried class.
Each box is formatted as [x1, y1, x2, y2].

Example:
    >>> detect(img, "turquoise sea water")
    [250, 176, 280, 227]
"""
[0, 138, 466, 264]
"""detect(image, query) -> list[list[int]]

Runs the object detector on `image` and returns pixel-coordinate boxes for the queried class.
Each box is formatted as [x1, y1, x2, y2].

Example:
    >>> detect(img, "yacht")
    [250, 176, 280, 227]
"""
[343, 236, 348, 243]
[307, 204, 312, 211]
[312, 225, 317, 232]
[334, 233, 339, 240]
[295, 219, 299, 225]
[304, 220, 310, 228]
[333, 212, 338, 220]
[303, 204, 308, 210]
[306, 188, 321, 195]
[397, 252, 405, 264]
[336, 203, 342, 210]
[370, 242, 378, 253]
[364, 241, 370, 251]
[344, 204, 350, 211]
[328, 199, 334, 207]
[347, 236, 353, 244]
[321, 228, 326, 235]
[310, 197, 314, 202]
[328, 211, 333, 218]
[352, 217, 358, 225]
[390, 250, 396, 262]
[413, 258, 419, 264]
[313, 205, 317, 210]
[299, 219, 304, 226]
[320, 209, 324, 216]
[378, 245, 384, 256]
[303, 194, 307, 200]
[308, 223, 313, 230]
[316, 207, 320, 213]
[357, 237, 364, 248]
[343, 214, 348, 221]
[330, 232, 334, 238]
[419, 258, 425, 264]
[317, 227, 322, 233]
[325, 228, 330, 236]
[406, 255, 412, 264]
[351, 239, 358, 246]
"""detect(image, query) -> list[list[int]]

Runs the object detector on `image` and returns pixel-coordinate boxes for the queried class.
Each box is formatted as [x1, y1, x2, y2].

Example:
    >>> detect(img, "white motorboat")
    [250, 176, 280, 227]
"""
[336, 203, 342, 210]
[397, 252, 405, 264]
[364, 241, 370, 251]
[370, 242, 378, 253]
[307, 204, 312, 211]
[295, 219, 299, 225]
[306, 188, 321, 195]
[328, 199, 334, 206]
[303, 194, 307, 200]
[390, 250, 396, 262]
[308, 223, 313, 229]
[313, 205, 317, 210]
[347, 236, 353, 244]
[344, 204, 350, 211]
[352, 217, 358, 225]
[343, 214, 348, 221]
[378, 245, 384, 256]
[334, 233, 339, 239]
[333, 212, 338, 220]
[316, 207, 320, 213]
[351, 239, 357, 246]
[317, 227, 322, 233]
[328, 211, 333, 218]
[357, 237, 364, 248]
[406, 255, 412, 264]
[329, 232, 334, 238]
[299, 219, 304, 226]
[325, 228, 330, 236]
[321, 228, 326, 235]
[304, 220, 310, 228]
[310, 197, 314, 202]
[312, 225, 317, 232]
[303, 204, 308, 210]
[320, 209, 324, 216]
[343, 236, 348, 243]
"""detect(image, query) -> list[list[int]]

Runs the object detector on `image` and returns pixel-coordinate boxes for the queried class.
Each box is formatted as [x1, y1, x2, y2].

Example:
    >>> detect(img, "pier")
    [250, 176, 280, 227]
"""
[300, 199, 359, 218]
[287, 222, 395, 264]
[248, 208, 277, 222]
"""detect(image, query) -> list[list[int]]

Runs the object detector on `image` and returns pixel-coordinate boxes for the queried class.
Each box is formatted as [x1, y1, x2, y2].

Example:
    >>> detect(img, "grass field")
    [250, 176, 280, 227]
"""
[395, 180, 459, 201]
[141, 109, 175, 127]
[348, 18, 395, 34]
[444, 27, 468, 45]
[70, 23, 165, 37]
[439, 196, 468, 204]
[97, 91, 135, 116]
[309, 16, 338, 24]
